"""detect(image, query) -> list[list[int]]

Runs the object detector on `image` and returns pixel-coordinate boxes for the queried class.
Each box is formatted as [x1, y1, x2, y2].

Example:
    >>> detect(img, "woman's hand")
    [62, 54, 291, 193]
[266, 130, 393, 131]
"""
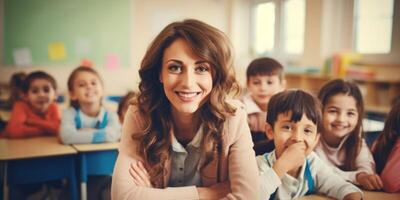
[356, 172, 383, 190]
[129, 161, 153, 187]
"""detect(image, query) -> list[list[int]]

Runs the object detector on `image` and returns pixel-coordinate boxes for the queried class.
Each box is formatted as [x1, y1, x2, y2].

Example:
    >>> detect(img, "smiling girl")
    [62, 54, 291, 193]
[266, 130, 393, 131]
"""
[314, 79, 382, 191]
[60, 66, 121, 144]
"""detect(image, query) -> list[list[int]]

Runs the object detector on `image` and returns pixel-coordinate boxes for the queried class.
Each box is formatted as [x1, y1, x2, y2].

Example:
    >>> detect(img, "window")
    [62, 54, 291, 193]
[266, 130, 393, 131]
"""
[252, 0, 306, 56]
[254, 2, 275, 54]
[354, 0, 394, 54]
[283, 0, 306, 54]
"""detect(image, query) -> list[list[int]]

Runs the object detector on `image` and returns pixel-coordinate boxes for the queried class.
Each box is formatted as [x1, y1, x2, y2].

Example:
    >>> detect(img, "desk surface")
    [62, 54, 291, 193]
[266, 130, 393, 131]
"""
[0, 109, 10, 121]
[72, 142, 119, 152]
[0, 137, 77, 160]
[298, 191, 400, 200]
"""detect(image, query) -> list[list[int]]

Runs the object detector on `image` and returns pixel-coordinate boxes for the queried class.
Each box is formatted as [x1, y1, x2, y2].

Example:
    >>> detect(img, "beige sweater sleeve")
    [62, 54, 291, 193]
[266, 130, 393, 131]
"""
[223, 104, 260, 200]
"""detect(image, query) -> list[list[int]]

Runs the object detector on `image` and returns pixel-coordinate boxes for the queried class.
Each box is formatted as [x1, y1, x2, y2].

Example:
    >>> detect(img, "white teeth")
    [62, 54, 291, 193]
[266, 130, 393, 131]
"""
[177, 92, 199, 98]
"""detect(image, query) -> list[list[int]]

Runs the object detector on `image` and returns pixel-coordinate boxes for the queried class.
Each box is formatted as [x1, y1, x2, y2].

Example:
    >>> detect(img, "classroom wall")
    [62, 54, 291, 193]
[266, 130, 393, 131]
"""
[1, 0, 399, 96]
[0, 0, 4, 65]
[0, 0, 235, 95]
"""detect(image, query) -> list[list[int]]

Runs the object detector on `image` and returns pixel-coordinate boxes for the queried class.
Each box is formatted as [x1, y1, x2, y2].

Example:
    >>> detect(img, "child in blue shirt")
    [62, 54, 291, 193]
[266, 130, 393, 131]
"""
[60, 66, 121, 144]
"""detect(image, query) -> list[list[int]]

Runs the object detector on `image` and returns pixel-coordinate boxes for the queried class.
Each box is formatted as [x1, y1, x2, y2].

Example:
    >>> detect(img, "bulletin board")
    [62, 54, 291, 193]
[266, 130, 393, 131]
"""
[3, 0, 130, 68]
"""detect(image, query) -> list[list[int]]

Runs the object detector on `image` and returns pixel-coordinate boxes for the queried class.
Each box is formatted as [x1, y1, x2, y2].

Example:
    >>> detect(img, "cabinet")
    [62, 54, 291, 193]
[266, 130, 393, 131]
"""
[284, 73, 400, 113]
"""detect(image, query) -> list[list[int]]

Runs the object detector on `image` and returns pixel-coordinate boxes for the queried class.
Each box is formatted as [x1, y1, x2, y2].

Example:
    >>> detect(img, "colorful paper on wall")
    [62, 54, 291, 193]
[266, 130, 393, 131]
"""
[13, 47, 32, 66]
[75, 38, 92, 56]
[48, 42, 67, 60]
[106, 54, 120, 70]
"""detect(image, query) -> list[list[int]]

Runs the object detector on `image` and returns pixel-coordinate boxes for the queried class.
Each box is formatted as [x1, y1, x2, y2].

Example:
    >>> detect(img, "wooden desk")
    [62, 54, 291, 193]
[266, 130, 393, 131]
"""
[0, 110, 10, 122]
[0, 137, 78, 200]
[72, 142, 119, 200]
[298, 191, 400, 200]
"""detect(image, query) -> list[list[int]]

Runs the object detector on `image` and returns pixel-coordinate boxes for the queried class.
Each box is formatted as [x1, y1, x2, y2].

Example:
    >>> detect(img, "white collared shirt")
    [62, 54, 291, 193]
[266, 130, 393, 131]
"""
[168, 127, 203, 187]
[257, 151, 362, 200]
[241, 94, 267, 133]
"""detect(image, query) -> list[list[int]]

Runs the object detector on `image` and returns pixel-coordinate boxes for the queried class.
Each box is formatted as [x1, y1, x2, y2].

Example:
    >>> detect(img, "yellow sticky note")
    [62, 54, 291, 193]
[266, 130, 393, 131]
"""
[48, 42, 67, 60]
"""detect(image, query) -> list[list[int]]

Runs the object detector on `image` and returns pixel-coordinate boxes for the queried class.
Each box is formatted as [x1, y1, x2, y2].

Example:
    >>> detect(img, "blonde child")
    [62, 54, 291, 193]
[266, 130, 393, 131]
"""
[116, 91, 136, 123]
[314, 79, 382, 190]
[60, 66, 121, 144]
[372, 103, 400, 192]
[242, 57, 285, 155]
[257, 89, 362, 200]
[4, 71, 60, 138]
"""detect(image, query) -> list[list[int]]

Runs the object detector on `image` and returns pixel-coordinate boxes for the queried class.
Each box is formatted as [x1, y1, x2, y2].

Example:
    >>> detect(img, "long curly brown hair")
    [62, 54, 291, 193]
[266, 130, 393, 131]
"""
[133, 19, 240, 187]
[318, 79, 364, 171]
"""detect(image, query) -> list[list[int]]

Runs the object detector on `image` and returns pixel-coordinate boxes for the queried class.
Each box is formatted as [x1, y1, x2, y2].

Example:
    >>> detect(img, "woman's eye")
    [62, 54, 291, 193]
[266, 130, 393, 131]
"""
[267, 81, 273, 85]
[195, 65, 209, 73]
[252, 81, 261, 85]
[168, 65, 182, 73]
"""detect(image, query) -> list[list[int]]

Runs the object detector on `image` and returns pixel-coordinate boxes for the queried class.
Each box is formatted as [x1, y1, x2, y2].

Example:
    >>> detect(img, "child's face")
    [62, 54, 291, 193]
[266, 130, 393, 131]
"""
[160, 39, 213, 116]
[266, 112, 319, 158]
[70, 71, 103, 106]
[322, 93, 358, 140]
[25, 79, 56, 113]
[247, 75, 284, 108]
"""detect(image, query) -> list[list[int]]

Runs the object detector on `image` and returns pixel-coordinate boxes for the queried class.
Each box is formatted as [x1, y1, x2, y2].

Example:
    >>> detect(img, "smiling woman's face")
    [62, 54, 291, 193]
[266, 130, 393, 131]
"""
[160, 39, 213, 116]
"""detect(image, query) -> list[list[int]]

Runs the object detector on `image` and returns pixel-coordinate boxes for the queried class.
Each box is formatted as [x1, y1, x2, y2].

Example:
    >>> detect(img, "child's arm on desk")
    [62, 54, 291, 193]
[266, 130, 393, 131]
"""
[25, 103, 60, 136]
[5, 102, 45, 138]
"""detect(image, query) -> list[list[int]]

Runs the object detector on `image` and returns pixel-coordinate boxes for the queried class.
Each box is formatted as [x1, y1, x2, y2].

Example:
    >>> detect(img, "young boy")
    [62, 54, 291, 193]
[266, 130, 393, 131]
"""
[257, 89, 363, 200]
[242, 57, 286, 155]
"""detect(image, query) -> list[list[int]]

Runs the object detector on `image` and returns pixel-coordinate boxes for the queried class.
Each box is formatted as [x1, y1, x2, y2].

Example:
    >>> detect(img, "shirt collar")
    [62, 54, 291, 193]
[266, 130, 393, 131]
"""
[78, 107, 106, 122]
[171, 125, 204, 152]
[242, 93, 263, 114]
[321, 134, 351, 151]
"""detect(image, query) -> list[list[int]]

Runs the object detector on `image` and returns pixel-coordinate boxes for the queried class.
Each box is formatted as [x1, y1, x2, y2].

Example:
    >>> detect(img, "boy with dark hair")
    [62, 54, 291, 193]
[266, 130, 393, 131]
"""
[242, 57, 286, 155]
[257, 89, 362, 200]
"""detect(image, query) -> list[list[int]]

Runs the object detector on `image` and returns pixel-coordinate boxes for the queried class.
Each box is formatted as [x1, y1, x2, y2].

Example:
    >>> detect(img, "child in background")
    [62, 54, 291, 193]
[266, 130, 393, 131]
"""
[60, 66, 121, 144]
[372, 103, 400, 192]
[257, 89, 362, 200]
[314, 79, 382, 191]
[242, 57, 285, 155]
[116, 91, 136, 123]
[4, 72, 27, 110]
[3, 71, 60, 138]
[0, 72, 27, 131]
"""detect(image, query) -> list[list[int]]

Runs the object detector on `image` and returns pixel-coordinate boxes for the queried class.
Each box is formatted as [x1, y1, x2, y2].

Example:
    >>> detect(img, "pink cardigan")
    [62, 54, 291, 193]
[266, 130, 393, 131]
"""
[381, 138, 400, 193]
[111, 100, 259, 200]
